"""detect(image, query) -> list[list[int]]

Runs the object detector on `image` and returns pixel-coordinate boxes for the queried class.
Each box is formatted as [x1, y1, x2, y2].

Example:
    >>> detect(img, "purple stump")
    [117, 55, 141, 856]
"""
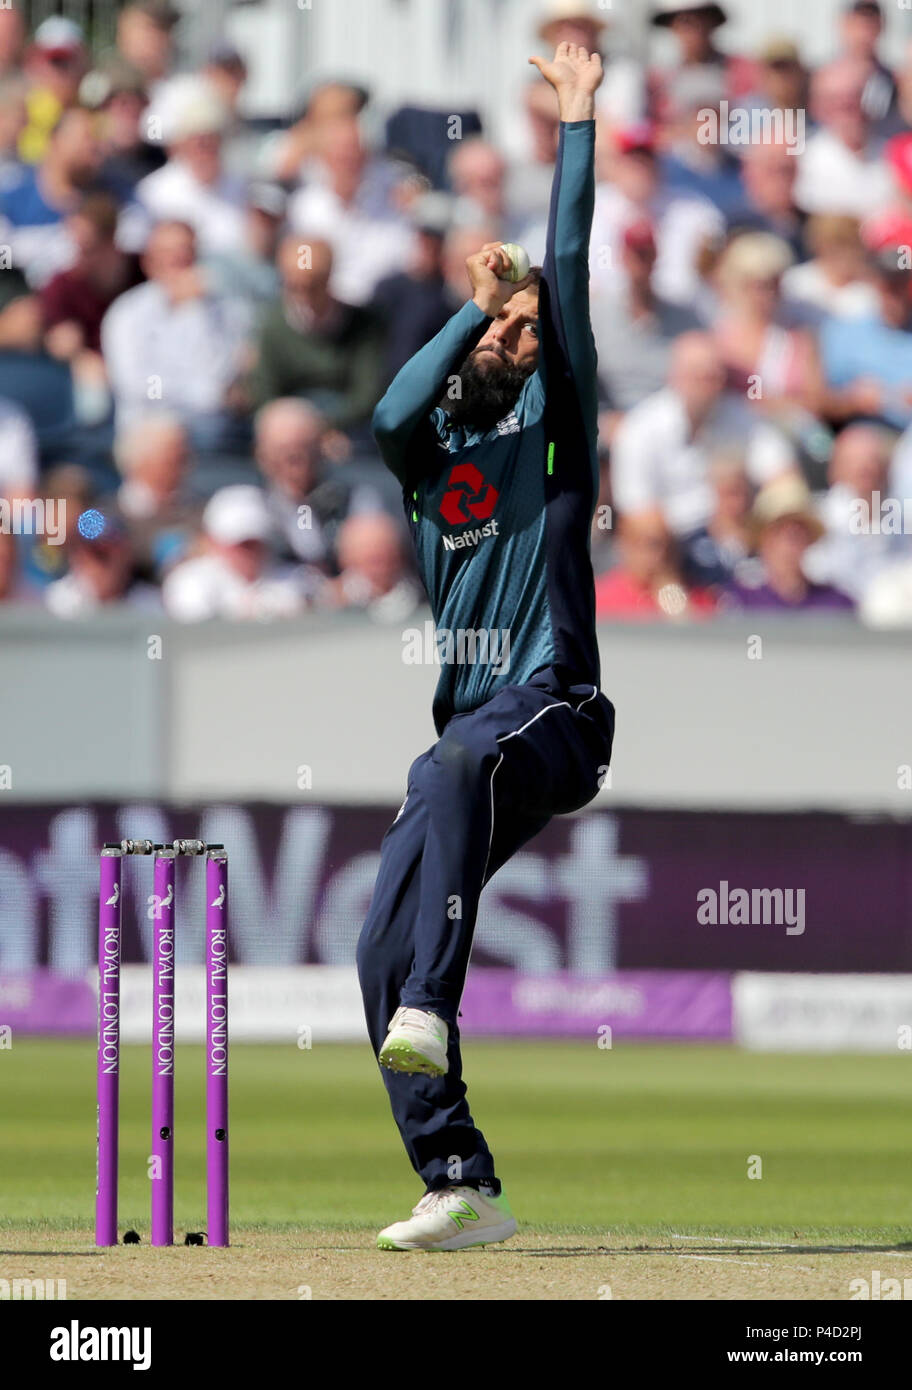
[206, 850, 229, 1247]
[151, 851, 176, 1246]
[96, 847, 123, 1246]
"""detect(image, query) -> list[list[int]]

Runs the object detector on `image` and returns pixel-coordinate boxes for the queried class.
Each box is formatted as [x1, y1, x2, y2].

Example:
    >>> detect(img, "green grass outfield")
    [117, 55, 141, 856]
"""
[2, 1039, 910, 1242]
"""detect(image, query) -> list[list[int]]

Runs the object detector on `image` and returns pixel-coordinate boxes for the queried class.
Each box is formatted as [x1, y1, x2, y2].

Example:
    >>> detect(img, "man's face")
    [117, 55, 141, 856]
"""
[52, 110, 100, 183]
[144, 224, 195, 280]
[447, 287, 539, 431]
[257, 421, 321, 498]
[474, 288, 540, 373]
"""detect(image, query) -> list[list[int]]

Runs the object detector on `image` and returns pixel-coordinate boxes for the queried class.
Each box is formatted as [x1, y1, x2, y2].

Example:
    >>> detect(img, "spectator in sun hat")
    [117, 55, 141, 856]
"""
[794, 59, 893, 218]
[725, 474, 854, 612]
[135, 75, 248, 257]
[837, 1, 897, 127]
[20, 16, 89, 164]
[648, 2, 756, 124]
[162, 484, 314, 621]
[745, 37, 810, 124]
[589, 119, 724, 309]
[534, 0, 645, 126]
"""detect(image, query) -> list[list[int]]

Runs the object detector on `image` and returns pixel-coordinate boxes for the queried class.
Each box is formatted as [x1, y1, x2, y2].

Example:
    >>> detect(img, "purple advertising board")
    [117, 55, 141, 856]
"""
[0, 802, 910, 983]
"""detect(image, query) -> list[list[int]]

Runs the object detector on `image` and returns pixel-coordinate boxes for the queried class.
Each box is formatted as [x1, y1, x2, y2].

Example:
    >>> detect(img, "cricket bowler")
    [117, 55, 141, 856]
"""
[357, 43, 615, 1251]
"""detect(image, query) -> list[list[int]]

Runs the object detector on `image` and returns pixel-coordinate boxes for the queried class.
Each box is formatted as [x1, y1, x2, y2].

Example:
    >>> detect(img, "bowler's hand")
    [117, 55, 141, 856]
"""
[467, 242, 534, 318]
[529, 42, 603, 123]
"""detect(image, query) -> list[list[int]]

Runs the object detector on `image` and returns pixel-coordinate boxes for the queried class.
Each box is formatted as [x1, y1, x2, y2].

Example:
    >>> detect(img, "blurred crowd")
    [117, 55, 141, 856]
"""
[2, 0, 912, 626]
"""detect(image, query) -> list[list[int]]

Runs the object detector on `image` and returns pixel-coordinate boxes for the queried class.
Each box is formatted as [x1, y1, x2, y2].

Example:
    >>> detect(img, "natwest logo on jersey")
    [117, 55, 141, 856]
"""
[439, 462, 499, 525]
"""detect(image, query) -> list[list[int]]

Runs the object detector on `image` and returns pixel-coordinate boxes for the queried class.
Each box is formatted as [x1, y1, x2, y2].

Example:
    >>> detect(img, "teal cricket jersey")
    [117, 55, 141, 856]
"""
[372, 120, 601, 734]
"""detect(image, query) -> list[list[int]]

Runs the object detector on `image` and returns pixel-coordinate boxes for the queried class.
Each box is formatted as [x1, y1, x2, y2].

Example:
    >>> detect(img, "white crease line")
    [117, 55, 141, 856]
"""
[672, 1234, 798, 1248]
[677, 1254, 775, 1268]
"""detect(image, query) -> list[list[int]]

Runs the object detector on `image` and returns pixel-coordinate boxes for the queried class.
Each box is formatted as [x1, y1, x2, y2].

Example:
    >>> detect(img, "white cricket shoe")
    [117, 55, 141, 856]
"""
[377, 1185, 517, 1251]
[379, 1006, 449, 1076]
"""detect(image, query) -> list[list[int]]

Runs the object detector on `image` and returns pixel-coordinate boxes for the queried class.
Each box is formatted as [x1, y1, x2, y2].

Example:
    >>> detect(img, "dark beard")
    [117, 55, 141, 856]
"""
[444, 349, 534, 432]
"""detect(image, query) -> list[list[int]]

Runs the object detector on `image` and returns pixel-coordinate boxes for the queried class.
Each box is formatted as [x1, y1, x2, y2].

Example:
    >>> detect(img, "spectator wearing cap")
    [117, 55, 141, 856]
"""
[89, 60, 165, 193]
[288, 117, 416, 306]
[794, 59, 892, 218]
[648, 3, 756, 125]
[371, 194, 454, 384]
[45, 509, 160, 617]
[725, 474, 854, 612]
[136, 75, 248, 257]
[100, 219, 252, 446]
[595, 507, 716, 621]
[319, 512, 423, 624]
[837, 2, 896, 127]
[113, 1, 179, 99]
[804, 423, 909, 601]
[781, 215, 879, 323]
[162, 484, 312, 621]
[591, 218, 701, 437]
[729, 142, 806, 263]
[745, 38, 810, 124]
[0, 105, 108, 287]
[709, 233, 825, 428]
[818, 251, 912, 430]
[20, 17, 88, 165]
[589, 122, 724, 309]
[248, 234, 384, 434]
[610, 332, 797, 536]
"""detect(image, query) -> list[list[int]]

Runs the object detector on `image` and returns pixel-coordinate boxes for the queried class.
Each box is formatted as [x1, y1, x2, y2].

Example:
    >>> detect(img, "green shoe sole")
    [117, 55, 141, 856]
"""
[378, 1039, 446, 1077]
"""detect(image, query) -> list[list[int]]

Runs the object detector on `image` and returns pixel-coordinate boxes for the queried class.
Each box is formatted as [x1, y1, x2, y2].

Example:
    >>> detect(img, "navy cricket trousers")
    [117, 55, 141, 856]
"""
[356, 674, 615, 1190]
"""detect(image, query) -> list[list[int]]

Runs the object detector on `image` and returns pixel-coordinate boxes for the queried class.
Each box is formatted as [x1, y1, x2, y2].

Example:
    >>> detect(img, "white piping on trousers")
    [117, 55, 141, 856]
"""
[481, 684, 599, 884]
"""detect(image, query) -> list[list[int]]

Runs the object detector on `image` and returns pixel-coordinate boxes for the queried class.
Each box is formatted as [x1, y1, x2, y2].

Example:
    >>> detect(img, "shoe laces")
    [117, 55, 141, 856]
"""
[396, 1007, 442, 1033]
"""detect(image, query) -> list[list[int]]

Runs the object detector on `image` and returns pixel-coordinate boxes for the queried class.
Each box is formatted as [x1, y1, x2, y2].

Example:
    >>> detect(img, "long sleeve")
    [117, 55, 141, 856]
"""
[371, 298, 491, 485]
[539, 120, 598, 470]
